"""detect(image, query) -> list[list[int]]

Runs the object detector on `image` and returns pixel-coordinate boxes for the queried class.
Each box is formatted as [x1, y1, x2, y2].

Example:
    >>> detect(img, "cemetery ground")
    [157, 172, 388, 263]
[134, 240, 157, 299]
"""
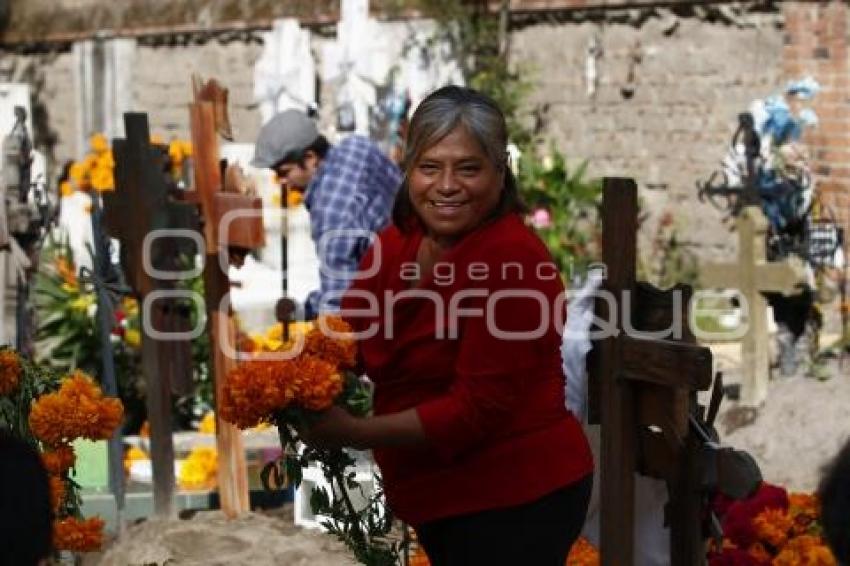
[70, 322, 849, 565]
[711, 328, 850, 494]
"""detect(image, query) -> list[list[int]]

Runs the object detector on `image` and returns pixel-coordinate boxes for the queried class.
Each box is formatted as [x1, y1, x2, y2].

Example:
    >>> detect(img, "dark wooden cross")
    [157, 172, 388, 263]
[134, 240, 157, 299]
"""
[104, 113, 199, 517]
[590, 178, 761, 565]
[186, 77, 265, 517]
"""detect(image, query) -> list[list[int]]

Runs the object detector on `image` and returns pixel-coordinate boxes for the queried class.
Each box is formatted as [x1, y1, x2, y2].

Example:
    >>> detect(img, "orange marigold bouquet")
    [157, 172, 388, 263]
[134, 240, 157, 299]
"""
[708, 482, 837, 565]
[221, 315, 367, 430]
[221, 315, 386, 564]
[0, 347, 122, 555]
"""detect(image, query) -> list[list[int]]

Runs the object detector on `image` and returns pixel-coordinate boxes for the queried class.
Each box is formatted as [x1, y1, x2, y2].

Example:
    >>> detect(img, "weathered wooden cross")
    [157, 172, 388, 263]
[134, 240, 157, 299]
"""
[104, 113, 200, 516]
[590, 178, 761, 566]
[186, 77, 265, 517]
[701, 206, 807, 406]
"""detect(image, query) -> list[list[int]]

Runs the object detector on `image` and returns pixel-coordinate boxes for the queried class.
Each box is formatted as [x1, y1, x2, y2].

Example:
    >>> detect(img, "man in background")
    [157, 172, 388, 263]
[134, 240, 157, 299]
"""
[252, 109, 401, 318]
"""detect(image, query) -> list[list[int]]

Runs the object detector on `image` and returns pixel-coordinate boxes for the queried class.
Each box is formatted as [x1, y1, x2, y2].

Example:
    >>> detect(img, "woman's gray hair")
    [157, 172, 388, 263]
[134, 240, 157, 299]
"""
[392, 86, 524, 231]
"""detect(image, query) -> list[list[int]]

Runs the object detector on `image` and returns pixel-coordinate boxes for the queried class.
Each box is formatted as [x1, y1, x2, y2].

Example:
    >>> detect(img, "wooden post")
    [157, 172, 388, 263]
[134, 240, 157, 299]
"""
[105, 113, 199, 517]
[701, 206, 807, 406]
[187, 80, 262, 517]
[598, 178, 638, 565]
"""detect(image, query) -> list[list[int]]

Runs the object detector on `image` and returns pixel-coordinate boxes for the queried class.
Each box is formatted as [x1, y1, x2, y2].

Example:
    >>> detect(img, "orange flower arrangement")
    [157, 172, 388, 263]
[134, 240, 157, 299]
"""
[2, 348, 119, 556]
[0, 348, 22, 396]
[29, 370, 123, 447]
[53, 517, 105, 552]
[304, 316, 357, 369]
[42, 444, 76, 475]
[753, 507, 794, 548]
[709, 483, 836, 565]
[221, 315, 356, 430]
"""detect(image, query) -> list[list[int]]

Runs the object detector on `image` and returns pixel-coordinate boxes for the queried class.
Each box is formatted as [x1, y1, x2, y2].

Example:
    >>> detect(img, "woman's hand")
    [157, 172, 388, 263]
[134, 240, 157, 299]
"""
[297, 405, 363, 450]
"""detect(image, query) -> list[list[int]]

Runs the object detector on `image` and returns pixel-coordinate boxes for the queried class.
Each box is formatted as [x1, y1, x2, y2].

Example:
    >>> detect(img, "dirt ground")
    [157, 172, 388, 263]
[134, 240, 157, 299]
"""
[90, 506, 357, 566]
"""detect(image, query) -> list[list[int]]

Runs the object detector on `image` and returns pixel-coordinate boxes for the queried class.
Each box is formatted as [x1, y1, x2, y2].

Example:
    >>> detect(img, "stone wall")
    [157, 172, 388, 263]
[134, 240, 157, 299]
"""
[3, 2, 848, 264]
[132, 40, 264, 143]
[512, 10, 785, 257]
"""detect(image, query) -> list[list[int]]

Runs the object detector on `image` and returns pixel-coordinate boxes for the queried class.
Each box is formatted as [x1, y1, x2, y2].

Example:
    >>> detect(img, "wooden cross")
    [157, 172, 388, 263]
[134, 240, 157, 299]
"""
[104, 112, 199, 517]
[700, 206, 807, 406]
[186, 77, 265, 517]
[590, 178, 760, 565]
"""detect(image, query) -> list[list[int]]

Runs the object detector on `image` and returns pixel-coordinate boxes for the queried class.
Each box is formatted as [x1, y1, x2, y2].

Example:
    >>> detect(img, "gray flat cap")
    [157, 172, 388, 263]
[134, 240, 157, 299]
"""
[251, 109, 319, 168]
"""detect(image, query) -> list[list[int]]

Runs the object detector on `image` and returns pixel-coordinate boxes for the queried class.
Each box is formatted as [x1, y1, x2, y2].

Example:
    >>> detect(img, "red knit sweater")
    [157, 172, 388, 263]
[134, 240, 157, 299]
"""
[341, 213, 593, 526]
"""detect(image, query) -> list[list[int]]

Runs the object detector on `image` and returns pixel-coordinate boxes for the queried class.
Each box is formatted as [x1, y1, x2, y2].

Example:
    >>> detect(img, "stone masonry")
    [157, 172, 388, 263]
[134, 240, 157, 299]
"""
[0, 1, 848, 263]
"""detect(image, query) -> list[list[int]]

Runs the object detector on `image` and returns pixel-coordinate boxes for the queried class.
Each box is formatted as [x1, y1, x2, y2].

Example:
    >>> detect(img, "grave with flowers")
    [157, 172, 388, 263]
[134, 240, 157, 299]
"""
[0, 346, 123, 558]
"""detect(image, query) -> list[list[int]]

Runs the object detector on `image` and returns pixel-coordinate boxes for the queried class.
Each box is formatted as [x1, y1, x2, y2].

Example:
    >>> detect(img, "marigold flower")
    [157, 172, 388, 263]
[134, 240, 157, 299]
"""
[60, 180, 74, 197]
[89, 133, 109, 154]
[294, 355, 343, 411]
[304, 315, 356, 369]
[220, 359, 298, 428]
[29, 371, 123, 447]
[753, 507, 793, 547]
[774, 535, 837, 565]
[42, 445, 76, 475]
[0, 349, 22, 396]
[178, 446, 218, 491]
[198, 411, 216, 434]
[746, 542, 771, 564]
[53, 516, 105, 552]
[566, 536, 599, 565]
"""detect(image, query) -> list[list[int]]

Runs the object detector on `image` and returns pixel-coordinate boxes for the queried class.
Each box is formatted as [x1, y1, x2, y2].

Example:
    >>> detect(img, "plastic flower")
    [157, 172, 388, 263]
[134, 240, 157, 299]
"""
[42, 445, 76, 475]
[53, 516, 105, 552]
[0, 348, 22, 396]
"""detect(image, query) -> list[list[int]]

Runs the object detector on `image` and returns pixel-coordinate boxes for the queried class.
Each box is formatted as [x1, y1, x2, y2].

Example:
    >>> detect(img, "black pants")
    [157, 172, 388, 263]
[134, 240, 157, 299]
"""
[415, 474, 593, 566]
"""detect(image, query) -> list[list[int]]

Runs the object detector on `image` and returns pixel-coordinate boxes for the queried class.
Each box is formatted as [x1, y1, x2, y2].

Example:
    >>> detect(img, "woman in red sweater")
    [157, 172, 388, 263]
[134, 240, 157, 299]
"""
[302, 85, 593, 565]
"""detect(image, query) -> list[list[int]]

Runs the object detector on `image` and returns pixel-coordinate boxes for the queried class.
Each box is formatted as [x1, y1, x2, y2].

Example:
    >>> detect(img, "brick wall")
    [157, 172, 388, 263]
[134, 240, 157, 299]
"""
[783, 1, 850, 237]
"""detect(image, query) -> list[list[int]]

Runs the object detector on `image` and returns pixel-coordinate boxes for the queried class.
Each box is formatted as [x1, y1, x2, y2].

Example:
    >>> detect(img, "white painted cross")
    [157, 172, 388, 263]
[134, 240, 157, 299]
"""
[701, 206, 807, 406]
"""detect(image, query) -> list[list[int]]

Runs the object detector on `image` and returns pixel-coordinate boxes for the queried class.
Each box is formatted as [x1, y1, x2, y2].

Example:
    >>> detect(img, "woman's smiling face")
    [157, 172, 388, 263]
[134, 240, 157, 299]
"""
[408, 125, 504, 245]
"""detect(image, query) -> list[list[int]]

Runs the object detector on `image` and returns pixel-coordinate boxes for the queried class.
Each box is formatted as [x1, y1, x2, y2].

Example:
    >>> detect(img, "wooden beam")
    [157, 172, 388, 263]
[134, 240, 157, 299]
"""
[620, 336, 713, 390]
[599, 177, 638, 566]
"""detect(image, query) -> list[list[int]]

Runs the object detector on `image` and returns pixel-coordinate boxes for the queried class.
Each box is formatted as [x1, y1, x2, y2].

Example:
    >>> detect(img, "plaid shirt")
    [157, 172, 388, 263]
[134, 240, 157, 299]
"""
[304, 135, 401, 315]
